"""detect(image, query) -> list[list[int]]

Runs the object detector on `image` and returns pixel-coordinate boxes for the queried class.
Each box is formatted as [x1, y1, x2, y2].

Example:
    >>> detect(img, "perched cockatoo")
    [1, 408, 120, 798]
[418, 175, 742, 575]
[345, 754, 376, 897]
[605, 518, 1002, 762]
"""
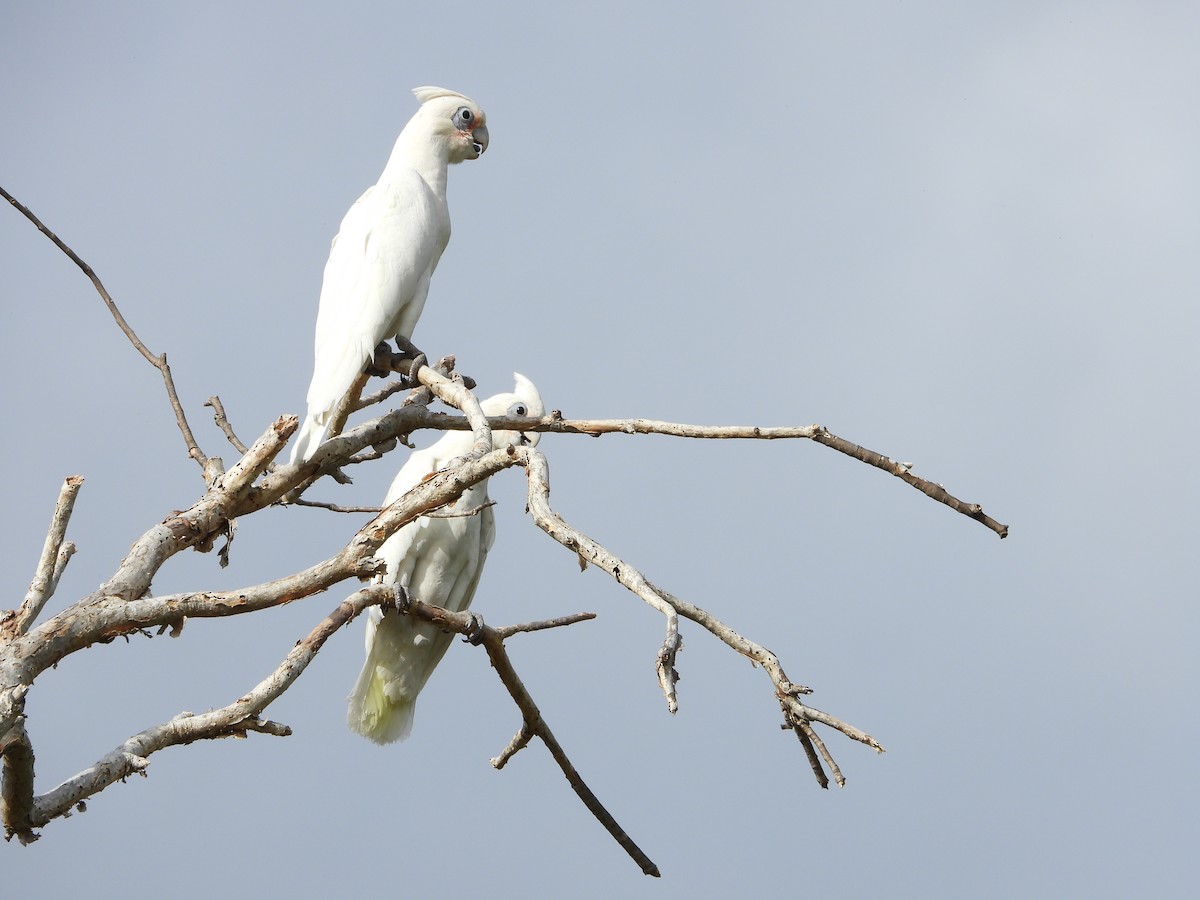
[290, 86, 490, 464]
[347, 374, 544, 743]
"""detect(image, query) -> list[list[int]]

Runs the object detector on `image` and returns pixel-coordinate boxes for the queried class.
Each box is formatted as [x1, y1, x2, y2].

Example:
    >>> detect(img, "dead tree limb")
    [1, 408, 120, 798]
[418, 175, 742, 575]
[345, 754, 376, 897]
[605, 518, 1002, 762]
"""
[516, 447, 884, 788]
[21, 584, 392, 836]
[1, 188, 1006, 874]
[1, 185, 209, 472]
[4, 476, 84, 638]
[400, 595, 659, 877]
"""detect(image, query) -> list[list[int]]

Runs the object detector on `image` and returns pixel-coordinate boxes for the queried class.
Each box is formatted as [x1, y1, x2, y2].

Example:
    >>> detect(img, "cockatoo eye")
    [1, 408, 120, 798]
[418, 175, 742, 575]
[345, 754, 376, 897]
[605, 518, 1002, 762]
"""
[455, 107, 473, 126]
[510, 404, 527, 416]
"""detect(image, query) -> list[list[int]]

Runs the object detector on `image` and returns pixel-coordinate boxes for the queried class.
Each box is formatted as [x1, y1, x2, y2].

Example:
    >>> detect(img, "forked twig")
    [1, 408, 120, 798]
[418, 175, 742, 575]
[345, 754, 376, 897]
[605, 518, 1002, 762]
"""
[398, 595, 659, 877]
[5, 476, 84, 638]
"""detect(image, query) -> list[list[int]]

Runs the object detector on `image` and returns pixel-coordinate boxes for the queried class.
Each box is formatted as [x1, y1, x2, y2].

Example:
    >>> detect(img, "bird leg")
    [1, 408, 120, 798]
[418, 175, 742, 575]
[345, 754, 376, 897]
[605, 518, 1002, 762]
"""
[391, 335, 428, 382]
[365, 341, 398, 377]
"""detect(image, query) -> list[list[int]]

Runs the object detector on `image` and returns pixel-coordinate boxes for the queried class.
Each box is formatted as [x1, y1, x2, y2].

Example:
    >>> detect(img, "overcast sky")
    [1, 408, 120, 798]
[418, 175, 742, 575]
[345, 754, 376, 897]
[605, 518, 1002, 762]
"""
[3, 2, 1197, 897]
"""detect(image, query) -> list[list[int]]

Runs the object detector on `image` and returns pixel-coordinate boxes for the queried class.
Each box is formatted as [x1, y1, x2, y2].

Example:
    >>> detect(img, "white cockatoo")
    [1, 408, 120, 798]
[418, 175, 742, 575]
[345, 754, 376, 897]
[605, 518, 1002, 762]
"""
[290, 86, 490, 464]
[347, 374, 544, 743]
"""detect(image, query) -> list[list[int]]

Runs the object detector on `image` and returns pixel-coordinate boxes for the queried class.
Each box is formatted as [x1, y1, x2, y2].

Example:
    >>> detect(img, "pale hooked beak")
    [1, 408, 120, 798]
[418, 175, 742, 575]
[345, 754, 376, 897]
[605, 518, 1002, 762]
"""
[469, 123, 489, 157]
[517, 429, 540, 448]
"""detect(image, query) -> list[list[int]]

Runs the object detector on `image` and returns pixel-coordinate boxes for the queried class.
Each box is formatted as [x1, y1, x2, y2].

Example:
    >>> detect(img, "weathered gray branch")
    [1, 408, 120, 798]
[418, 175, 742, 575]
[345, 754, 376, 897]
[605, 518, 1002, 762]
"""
[4, 445, 525, 698]
[22, 584, 394, 834]
[1, 188, 1006, 870]
[400, 595, 659, 877]
[0, 719, 36, 844]
[6, 476, 84, 637]
[515, 447, 884, 788]
[428, 415, 1010, 539]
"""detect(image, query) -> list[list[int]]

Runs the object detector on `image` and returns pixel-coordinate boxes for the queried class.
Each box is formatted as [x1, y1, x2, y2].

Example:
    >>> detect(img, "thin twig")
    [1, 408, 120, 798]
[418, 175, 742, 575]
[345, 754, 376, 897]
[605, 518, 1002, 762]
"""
[292, 499, 382, 514]
[1, 185, 209, 471]
[204, 396, 250, 454]
[354, 378, 418, 411]
[424, 500, 495, 519]
[494, 612, 597, 639]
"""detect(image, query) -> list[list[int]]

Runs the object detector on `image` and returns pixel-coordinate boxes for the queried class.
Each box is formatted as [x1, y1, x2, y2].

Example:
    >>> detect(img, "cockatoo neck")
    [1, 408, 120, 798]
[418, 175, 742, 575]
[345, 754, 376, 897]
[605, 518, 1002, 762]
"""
[380, 125, 450, 195]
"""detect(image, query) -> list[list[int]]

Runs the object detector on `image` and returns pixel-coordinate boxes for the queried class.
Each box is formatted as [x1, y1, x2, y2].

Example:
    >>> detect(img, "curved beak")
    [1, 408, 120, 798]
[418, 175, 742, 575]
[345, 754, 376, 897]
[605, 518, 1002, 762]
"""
[469, 123, 489, 157]
[518, 429, 539, 448]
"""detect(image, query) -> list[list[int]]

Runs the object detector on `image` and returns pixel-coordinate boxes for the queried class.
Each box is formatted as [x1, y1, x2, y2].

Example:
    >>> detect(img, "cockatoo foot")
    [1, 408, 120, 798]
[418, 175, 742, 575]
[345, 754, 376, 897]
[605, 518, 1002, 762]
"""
[392, 335, 420, 359]
[390, 584, 410, 615]
[365, 341, 396, 377]
[391, 336, 428, 382]
[464, 612, 486, 645]
[366, 338, 427, 382]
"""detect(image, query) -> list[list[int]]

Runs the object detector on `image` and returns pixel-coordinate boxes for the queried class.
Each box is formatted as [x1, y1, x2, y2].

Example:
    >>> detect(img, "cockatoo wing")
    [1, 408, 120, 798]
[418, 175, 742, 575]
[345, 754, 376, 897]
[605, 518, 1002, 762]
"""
[290, 172, 447, 462]
[346, 427, 485, 743]
[346, 374, 542, 744]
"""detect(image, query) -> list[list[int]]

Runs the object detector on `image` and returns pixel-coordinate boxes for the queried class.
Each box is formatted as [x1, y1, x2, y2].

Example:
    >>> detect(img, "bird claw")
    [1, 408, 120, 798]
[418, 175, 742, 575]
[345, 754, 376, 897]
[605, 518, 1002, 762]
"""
[365, 339, 428, 380]
[464, 612, 486, 645]
[404, 352, 427, 382]
[391, 584, 410, 615]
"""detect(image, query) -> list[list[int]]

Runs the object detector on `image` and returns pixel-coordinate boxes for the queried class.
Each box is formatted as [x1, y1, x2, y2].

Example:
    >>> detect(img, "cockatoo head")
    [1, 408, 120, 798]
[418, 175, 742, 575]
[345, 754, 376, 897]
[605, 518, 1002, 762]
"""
[411, 86, 489, 163]
[480, 373, 544, 450]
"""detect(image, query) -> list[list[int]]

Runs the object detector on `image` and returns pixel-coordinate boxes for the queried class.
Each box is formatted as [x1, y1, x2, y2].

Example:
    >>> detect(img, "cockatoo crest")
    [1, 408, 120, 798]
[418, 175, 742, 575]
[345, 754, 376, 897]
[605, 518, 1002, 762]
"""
[412, 86, 474, 104]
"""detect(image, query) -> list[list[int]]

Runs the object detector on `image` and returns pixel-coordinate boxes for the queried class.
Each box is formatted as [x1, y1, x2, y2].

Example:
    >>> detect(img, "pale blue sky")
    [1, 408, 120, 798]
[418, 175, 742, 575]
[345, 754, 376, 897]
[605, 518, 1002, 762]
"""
[3, 2, 1197, 897]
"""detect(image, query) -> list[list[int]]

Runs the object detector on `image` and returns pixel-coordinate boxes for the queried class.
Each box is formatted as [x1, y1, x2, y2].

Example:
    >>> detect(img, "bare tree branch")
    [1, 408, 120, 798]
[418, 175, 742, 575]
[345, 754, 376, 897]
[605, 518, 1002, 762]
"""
[515, 447, 884, 787]
[23, 584, 394, 833]
[355, 376, 419, 411]
[400, 595, 660, 878]
[494, 611, 597, 640]
[0, 719, 36, 844]
[3, 444, 526, 708]
[292, 499, 382, 514]
[1, 190, 1007, 871]
[809, 427, 1008, 538]
[431, 415, 1010, 539]
[5, 476, 84, 638]
[1, 185, 210, 471]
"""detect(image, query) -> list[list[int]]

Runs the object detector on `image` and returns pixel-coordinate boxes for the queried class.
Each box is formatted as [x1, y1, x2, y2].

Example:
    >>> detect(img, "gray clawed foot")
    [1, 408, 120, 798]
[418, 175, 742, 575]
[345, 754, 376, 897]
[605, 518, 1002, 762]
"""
[364, 339, 427, 381]
[390, 584, 410, 615]
[464, 612, 486, 645]
[366, 341, 394, 377]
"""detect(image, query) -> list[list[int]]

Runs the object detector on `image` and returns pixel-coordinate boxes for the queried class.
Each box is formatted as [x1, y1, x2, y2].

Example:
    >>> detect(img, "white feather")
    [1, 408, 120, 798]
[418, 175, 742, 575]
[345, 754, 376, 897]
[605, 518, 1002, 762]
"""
[290, 87, 488, 464]
[347, 375, 544, 743]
